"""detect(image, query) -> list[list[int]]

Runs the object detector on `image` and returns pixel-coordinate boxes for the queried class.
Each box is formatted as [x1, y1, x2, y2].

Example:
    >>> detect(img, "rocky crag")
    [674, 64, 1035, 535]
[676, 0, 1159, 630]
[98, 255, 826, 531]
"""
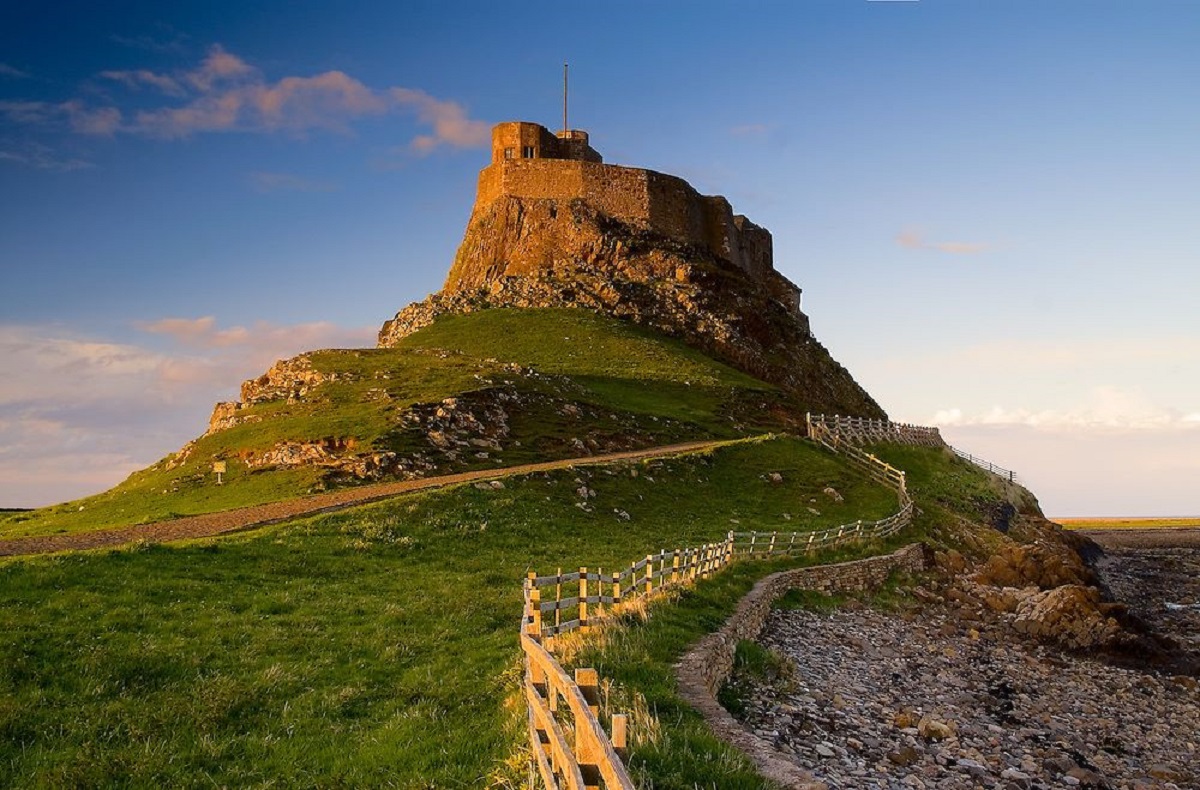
[379, 121, 883, 419]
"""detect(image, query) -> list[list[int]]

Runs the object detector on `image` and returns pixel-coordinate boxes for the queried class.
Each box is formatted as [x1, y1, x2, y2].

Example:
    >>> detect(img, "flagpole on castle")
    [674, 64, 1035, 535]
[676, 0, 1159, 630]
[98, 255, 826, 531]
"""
[562, 62, 568, 134]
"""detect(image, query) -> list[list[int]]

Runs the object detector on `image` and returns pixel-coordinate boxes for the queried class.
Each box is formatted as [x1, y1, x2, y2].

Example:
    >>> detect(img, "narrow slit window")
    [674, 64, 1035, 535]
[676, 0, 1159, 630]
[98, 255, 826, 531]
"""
[522, 146, 535, 158]
[503, 147, 515, 159]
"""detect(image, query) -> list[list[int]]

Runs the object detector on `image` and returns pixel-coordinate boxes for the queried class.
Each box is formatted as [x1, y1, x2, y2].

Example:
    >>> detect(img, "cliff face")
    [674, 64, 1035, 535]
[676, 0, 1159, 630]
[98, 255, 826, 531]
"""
[379, 195, 885, 418]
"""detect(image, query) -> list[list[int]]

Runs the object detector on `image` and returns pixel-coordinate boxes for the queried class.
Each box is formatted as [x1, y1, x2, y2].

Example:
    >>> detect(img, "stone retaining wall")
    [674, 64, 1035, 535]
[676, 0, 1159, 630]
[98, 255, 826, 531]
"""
[675, 543, 931, 787]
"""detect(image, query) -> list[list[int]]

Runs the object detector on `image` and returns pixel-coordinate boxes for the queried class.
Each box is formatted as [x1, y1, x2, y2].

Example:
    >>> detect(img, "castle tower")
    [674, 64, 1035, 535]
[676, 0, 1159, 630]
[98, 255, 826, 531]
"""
[490, 121, 602, 164]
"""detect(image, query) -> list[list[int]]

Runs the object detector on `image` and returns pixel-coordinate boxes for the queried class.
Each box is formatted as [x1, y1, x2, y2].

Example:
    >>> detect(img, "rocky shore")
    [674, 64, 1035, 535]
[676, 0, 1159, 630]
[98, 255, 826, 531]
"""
[742, 600, 1198, 789]
[735, 535, 1200, 790]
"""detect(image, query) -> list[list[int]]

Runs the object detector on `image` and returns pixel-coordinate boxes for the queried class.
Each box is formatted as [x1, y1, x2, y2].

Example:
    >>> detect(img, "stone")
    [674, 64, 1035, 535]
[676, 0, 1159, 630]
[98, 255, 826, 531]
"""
[888, 745, 921, 766]
[917, 716, 955, 742]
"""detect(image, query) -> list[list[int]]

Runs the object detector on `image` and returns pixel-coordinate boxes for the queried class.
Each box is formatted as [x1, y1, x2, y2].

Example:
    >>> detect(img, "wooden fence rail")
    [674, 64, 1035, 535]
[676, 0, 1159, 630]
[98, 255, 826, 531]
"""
[518, 415, 928, 788]
[805, 412, 1021, 485]
[951, 447, 1020, 484]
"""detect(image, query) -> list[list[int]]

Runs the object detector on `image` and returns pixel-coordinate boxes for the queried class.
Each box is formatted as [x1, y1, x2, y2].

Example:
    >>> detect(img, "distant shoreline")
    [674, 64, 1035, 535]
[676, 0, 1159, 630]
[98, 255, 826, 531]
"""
[1056, 516, 1200, 531]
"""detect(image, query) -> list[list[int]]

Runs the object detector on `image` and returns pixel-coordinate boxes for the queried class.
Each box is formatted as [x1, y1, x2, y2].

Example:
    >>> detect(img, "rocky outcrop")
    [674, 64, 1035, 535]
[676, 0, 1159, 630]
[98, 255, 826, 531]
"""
[379, 197, 884, 418]
[1010, 585, 1125, 649]
[240, 355, 341, 406]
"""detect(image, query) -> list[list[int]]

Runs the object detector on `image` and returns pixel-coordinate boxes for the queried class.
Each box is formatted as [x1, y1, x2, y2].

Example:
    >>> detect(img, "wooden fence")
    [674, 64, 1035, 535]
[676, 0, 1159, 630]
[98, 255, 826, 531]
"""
[518, 418, 921, 789]
[805, 413, 943, 448]
[951, 447, 1020, 484]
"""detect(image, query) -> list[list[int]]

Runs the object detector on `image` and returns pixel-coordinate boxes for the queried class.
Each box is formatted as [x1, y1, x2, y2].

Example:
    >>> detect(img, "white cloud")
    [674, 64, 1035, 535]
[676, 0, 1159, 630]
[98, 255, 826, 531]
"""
[929, 386, 1198, 432]
[0, 63, 29, 79]
[0, 100, 121, 136]
[110, 32, 189, 55]
[99, 68, 187, 97]
[896, 227, 988, 255]
[2, 45, 489, 154]
[58, 44, 487, 151]
[0, 319, 375, 508]
[0, 143, 92, 171]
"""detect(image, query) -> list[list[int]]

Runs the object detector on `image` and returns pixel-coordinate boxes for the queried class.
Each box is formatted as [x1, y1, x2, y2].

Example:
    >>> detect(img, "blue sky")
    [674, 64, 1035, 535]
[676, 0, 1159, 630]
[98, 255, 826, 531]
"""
[2, 1, 1197, 515]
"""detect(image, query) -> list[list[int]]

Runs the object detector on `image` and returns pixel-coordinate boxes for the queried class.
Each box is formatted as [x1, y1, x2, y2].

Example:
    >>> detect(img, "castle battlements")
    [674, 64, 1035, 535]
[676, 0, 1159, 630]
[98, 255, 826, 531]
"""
[472, 121, 780, 285]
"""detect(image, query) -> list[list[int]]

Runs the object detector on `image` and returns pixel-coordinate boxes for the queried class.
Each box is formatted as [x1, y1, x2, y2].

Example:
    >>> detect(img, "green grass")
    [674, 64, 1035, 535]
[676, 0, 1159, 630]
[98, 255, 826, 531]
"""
[1, 309, 789, 540]
[866, 443, 1041, 530]
[0, 437, 899, 788]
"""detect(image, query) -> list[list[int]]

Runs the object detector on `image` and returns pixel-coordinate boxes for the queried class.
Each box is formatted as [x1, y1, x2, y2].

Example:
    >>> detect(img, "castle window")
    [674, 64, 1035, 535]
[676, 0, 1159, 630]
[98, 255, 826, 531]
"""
[503, 147, 514, 159]
[522, 146, 535, 158]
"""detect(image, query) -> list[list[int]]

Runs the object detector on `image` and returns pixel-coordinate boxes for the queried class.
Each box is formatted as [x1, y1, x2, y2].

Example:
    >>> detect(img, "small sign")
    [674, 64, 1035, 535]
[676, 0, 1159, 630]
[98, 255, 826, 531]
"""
[213, 461, 226, 484]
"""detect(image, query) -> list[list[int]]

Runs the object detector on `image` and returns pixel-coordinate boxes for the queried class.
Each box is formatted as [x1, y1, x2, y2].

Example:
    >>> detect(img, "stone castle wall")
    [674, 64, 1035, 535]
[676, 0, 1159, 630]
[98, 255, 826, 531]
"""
[474, 157, 774, 280]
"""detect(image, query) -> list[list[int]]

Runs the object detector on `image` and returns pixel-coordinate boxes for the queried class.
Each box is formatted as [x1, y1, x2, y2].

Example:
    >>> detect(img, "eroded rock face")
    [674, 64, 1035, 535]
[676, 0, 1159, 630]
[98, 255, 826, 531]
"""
[971, 538, 1096, 590]
[1011, 585, 1125, 649]
[240, 355, 341, 406]
[379, 197, 884, 418]
[243, 438, 406, 481]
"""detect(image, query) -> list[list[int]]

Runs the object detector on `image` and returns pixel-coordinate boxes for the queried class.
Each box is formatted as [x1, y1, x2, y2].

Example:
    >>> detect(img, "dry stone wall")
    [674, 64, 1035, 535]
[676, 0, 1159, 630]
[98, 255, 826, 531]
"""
[679, 543, 932, 700]
[674, 544, 931, 786]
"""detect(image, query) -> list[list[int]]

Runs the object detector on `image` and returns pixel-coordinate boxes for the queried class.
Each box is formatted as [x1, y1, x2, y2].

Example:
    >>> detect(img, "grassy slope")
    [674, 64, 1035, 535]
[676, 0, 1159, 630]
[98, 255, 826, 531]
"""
[0, 437, 899, 788]
[1, 309, 781, 540]
[565, 444, 1022, 788]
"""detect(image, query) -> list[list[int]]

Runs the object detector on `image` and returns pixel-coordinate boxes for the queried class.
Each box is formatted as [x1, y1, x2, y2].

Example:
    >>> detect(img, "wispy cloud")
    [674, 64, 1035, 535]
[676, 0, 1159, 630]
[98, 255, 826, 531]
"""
[136, 316, 371, 350]
[248, 170, 337, 193]
[0, 318, 376, 507]
[0, 99, 122, 136]
[930, 386, 1200, 433]
[896, 228, 988, 255]
[0, 63, 29, 79]
[110, 32, 189, 55]
[391, 87, 490, 154]
[99, 68, 187, 97]
[7, 44, 489, 153]
[0, 142, 92, 171]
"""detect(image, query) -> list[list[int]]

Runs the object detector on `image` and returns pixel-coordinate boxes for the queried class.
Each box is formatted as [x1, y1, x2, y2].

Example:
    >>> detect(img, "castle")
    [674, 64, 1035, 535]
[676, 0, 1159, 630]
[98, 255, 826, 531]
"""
[455, 121, 800, 313]
[381, 120, 882, 416]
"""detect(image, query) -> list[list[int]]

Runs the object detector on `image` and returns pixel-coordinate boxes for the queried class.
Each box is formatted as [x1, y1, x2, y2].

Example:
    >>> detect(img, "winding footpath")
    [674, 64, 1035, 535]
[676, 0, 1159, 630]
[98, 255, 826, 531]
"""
[0, 439, 727, 557]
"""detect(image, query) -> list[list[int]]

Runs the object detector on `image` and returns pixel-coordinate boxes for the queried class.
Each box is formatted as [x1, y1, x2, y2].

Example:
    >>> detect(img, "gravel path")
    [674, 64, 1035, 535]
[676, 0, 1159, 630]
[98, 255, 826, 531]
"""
[743, 602, 1199, 789]
[0, 439, 723, 557]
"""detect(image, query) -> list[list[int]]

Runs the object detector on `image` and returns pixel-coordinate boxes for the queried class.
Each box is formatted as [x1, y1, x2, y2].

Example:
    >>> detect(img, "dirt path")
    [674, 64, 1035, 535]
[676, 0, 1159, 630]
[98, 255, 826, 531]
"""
[0, 439, 728, 558]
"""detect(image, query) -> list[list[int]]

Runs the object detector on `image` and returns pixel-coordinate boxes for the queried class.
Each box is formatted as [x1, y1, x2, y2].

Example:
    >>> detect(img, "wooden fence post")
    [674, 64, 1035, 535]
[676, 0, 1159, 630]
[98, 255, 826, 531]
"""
[579, 567, 589, 632]
[527, 573, 542, 640]
[644, 555, 653, 595]
[611, 713, 628, 759]
[672, 550, 680, 585]
[555, 567, 562, 634]
[574, 667, 601, 789]
[612, 571, 621, 607]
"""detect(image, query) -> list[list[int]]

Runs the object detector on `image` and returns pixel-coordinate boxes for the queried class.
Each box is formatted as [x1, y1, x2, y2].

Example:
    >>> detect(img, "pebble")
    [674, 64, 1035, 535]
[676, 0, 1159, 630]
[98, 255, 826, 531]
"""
[738, 598, 1200, 789]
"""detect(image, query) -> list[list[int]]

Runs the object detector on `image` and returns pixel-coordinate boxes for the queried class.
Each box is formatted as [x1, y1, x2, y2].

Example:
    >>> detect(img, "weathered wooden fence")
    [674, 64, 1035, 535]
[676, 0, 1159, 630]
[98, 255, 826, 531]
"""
[806, 413, 1022, 485]
[805, 413, 943, 448]
[519, 417, 922, 789]
[951, 447, 1020, 484]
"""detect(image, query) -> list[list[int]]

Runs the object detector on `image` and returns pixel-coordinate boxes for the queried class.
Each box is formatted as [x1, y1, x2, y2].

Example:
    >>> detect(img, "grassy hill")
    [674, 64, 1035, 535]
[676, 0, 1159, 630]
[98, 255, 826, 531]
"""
[0, 436, 905, 787]
[2, 309, 800, 540]
[0, 306, 1042, 787]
